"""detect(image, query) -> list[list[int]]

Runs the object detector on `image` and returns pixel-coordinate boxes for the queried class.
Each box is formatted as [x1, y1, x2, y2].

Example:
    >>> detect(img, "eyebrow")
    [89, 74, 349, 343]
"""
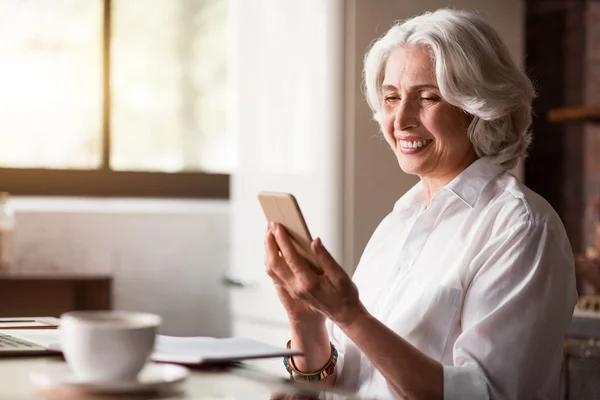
[381, 84, 439, 91]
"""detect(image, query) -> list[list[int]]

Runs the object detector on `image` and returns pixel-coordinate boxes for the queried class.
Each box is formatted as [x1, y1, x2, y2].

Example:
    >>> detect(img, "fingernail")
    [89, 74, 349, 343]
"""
[270, 221, 276, 231]
[317, 238, 324, 249]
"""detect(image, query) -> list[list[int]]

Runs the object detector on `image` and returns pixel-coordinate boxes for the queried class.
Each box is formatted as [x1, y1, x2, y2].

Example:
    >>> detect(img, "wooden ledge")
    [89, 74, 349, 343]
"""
[547, 107, 600, 123]
[0, 271, 112, 281]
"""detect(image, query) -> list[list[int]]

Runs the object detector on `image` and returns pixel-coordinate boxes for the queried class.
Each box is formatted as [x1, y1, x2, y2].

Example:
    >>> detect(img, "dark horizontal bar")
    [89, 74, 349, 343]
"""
[0, 168, 229, 199]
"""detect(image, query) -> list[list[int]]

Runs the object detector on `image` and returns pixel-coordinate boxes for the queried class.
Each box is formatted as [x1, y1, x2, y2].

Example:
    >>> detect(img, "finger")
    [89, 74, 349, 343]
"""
[311, 237, 347, 282]
[273, 281, 297, 303]
[271, 222, 311, 274]
[265, 230, 295, 282]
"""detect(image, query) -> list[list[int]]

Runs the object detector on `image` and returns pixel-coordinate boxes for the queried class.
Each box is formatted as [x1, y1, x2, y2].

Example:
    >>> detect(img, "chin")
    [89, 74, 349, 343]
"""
[396, 153, 428, 176]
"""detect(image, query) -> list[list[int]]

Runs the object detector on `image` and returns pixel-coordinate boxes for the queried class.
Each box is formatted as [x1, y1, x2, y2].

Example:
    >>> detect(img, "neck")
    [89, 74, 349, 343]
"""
[421, 151, 478, 206]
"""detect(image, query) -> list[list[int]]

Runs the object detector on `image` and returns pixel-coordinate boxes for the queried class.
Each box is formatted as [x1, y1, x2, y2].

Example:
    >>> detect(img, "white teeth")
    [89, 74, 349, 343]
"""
[399, 139, 431, 149]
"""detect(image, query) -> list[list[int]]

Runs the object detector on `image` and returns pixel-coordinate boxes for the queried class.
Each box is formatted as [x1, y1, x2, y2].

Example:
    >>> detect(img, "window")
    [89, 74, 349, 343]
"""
[0, 0, 232, 198]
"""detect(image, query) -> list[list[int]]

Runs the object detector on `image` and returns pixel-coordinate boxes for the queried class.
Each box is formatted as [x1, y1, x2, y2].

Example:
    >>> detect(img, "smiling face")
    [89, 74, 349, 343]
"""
[380, 45, 476, 180]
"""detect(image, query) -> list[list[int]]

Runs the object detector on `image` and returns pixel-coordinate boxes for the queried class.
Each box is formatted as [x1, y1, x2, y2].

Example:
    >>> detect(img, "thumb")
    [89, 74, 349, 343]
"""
[311, 237, 344, 278]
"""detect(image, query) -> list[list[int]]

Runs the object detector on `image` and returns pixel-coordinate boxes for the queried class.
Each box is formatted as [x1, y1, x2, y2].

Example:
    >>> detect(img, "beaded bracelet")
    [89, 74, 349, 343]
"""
[283, 340, 338, 382]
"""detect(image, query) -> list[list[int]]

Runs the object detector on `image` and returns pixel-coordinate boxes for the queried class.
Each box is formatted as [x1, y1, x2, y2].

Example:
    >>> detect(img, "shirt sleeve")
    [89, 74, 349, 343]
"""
[444, 219, 576, 399]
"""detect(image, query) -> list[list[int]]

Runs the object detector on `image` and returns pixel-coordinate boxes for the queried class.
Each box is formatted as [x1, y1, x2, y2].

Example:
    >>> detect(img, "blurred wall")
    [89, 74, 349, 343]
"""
[11, 198, 231, 338]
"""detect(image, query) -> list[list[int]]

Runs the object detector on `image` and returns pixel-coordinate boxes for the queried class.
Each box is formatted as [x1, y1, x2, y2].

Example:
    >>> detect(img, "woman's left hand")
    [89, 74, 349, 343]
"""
[269, 222, 367, 327]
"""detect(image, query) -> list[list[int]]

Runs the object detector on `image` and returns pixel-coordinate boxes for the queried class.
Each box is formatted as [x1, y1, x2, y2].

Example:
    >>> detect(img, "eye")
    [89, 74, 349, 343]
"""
[420, 93, 440, 102]
[384, 95, 400, 104]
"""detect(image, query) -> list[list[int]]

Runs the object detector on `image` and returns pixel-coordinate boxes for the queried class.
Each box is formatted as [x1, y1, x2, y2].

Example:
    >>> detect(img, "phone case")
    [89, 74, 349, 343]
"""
[257, 191, 320, 270]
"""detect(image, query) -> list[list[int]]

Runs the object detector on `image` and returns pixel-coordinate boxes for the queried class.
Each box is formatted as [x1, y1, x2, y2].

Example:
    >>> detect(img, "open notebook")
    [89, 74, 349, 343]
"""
[0, 330, 301, 364]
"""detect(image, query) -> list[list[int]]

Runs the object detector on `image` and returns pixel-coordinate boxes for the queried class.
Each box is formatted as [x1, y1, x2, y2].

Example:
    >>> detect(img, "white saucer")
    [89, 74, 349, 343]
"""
[29, 363, 189, 394]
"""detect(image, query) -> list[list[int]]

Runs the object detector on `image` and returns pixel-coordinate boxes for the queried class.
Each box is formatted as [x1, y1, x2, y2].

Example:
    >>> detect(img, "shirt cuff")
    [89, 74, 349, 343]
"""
[334, 349, 344, 380]
[443, 365, 490, 400]
[320, 351, 345, 400]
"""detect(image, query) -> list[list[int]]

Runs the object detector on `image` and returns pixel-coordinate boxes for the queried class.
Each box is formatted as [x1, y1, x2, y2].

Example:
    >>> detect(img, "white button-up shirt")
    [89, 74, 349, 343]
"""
[329, 157, 576, 399]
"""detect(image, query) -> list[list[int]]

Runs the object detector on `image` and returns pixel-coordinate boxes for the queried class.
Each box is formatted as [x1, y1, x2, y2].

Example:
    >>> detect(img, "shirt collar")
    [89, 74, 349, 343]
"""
[394, 179, 425, 211]
[395, 157, 505, 210]
[443, 156, 505, 208]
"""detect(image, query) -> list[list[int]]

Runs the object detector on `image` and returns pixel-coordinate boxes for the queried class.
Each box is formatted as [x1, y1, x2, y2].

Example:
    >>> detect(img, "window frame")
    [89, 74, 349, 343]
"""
[0, 0, 229, 199]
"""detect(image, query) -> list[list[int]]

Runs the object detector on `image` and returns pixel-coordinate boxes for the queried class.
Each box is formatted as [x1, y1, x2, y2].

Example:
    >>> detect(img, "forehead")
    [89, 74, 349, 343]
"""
[382, 45, 436, 87]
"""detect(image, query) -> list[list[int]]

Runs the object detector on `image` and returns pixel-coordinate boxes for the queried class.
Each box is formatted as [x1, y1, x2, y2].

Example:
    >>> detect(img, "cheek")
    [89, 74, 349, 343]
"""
[380, 113, 396, 145]
[424, 108, 469, 144]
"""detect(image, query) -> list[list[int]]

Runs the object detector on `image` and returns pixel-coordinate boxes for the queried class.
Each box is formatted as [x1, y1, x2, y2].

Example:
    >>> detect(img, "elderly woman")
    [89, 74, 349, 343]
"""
[264, 8, 576, 400]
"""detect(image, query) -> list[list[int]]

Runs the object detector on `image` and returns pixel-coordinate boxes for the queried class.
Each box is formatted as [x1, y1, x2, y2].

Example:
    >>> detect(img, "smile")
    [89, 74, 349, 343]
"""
[398, 139, 433, 154]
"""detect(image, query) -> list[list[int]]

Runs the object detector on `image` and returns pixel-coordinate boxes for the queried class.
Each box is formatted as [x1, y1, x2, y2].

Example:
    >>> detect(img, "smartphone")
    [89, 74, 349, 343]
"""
[257, 191, 320, 271]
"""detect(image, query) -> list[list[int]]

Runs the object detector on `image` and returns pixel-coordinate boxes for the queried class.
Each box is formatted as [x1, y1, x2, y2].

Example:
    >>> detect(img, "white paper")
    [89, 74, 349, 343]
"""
[1, 330, 301, 364]
[0, 317, 60, 329]
[151, 335, 301, 364]
[0, 322, 45, 328]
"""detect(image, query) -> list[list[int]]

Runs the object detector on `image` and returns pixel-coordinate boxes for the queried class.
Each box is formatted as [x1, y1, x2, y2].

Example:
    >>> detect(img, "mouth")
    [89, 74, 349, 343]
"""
[397, 138, 433, 155]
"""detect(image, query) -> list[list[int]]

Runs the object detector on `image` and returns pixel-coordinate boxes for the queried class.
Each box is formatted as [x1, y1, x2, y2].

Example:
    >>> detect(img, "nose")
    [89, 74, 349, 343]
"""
[393, 100, 419, 131]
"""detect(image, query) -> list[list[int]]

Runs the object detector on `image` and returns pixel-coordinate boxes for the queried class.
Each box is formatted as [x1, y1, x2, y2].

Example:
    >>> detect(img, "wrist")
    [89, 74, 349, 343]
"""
[288, 313, 325, 331]
[335, 303, 371, 332]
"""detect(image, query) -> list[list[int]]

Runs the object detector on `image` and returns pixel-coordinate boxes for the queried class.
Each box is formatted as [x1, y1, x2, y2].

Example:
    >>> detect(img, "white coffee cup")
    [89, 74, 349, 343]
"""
[59, 310, 162, 382]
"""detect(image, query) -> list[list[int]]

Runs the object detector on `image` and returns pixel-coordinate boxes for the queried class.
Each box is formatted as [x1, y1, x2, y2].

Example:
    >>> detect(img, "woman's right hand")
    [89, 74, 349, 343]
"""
[264, 223, 336, 380]
[264, 225, 325, 326]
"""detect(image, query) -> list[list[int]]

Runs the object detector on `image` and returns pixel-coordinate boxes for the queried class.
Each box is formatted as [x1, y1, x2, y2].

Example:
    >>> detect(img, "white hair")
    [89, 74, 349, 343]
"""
[363, 8, 535, 169]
